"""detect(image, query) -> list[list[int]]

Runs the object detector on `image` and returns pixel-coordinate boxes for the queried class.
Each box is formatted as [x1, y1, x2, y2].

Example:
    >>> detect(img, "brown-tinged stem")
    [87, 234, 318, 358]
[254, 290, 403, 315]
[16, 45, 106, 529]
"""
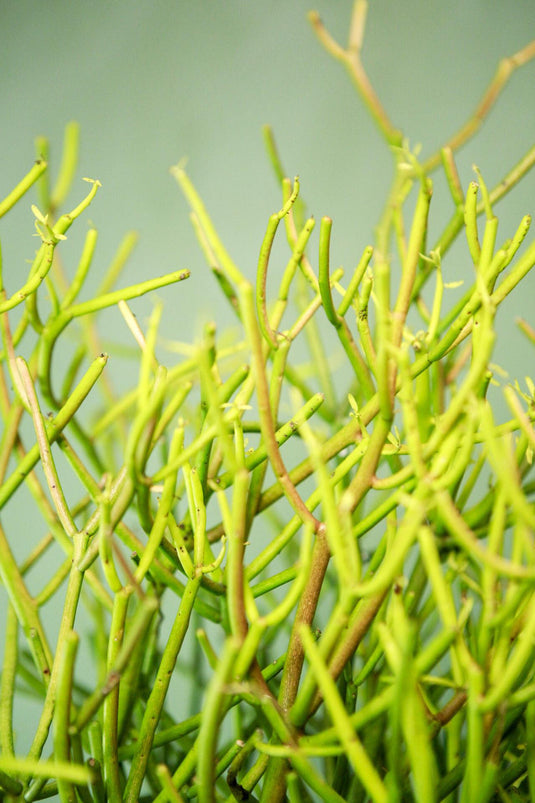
[307, 590, 388, 719]
[278, 531, 331, 713]
[240, 281, 322, 533]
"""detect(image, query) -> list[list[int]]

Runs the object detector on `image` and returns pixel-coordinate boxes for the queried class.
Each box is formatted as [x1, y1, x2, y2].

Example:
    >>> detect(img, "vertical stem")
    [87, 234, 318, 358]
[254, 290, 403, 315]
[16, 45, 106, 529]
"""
[0, 605, 18, 757]
[54, 631, 79, 803]
[124, 577, 201, 803]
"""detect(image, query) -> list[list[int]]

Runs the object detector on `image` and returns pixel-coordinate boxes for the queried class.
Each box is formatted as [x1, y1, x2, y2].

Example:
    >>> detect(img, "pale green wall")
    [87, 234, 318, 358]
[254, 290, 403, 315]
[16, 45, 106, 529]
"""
[2, 1, 534, 345]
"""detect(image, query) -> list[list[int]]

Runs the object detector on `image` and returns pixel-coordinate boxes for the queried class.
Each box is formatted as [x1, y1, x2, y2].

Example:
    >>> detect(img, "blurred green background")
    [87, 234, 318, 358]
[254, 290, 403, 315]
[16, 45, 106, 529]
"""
[1, 0, 534, 775]
[2, 0, 534, 347]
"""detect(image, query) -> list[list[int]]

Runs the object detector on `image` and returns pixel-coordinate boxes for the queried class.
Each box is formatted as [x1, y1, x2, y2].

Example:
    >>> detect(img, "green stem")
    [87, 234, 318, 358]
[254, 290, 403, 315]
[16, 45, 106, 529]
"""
[0, 354, 107, 510]
[124, 576, 201, 803]
[197, 637, 240, 803]
[54, 631, 79, 803]
[0, 159, 47, 218]
[0, 606, 18, 757]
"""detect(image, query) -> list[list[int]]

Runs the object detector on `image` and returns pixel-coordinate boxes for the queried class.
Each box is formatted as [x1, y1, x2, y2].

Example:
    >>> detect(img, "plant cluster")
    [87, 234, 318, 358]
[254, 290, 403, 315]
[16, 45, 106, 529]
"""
[1, 3, 535, 802]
